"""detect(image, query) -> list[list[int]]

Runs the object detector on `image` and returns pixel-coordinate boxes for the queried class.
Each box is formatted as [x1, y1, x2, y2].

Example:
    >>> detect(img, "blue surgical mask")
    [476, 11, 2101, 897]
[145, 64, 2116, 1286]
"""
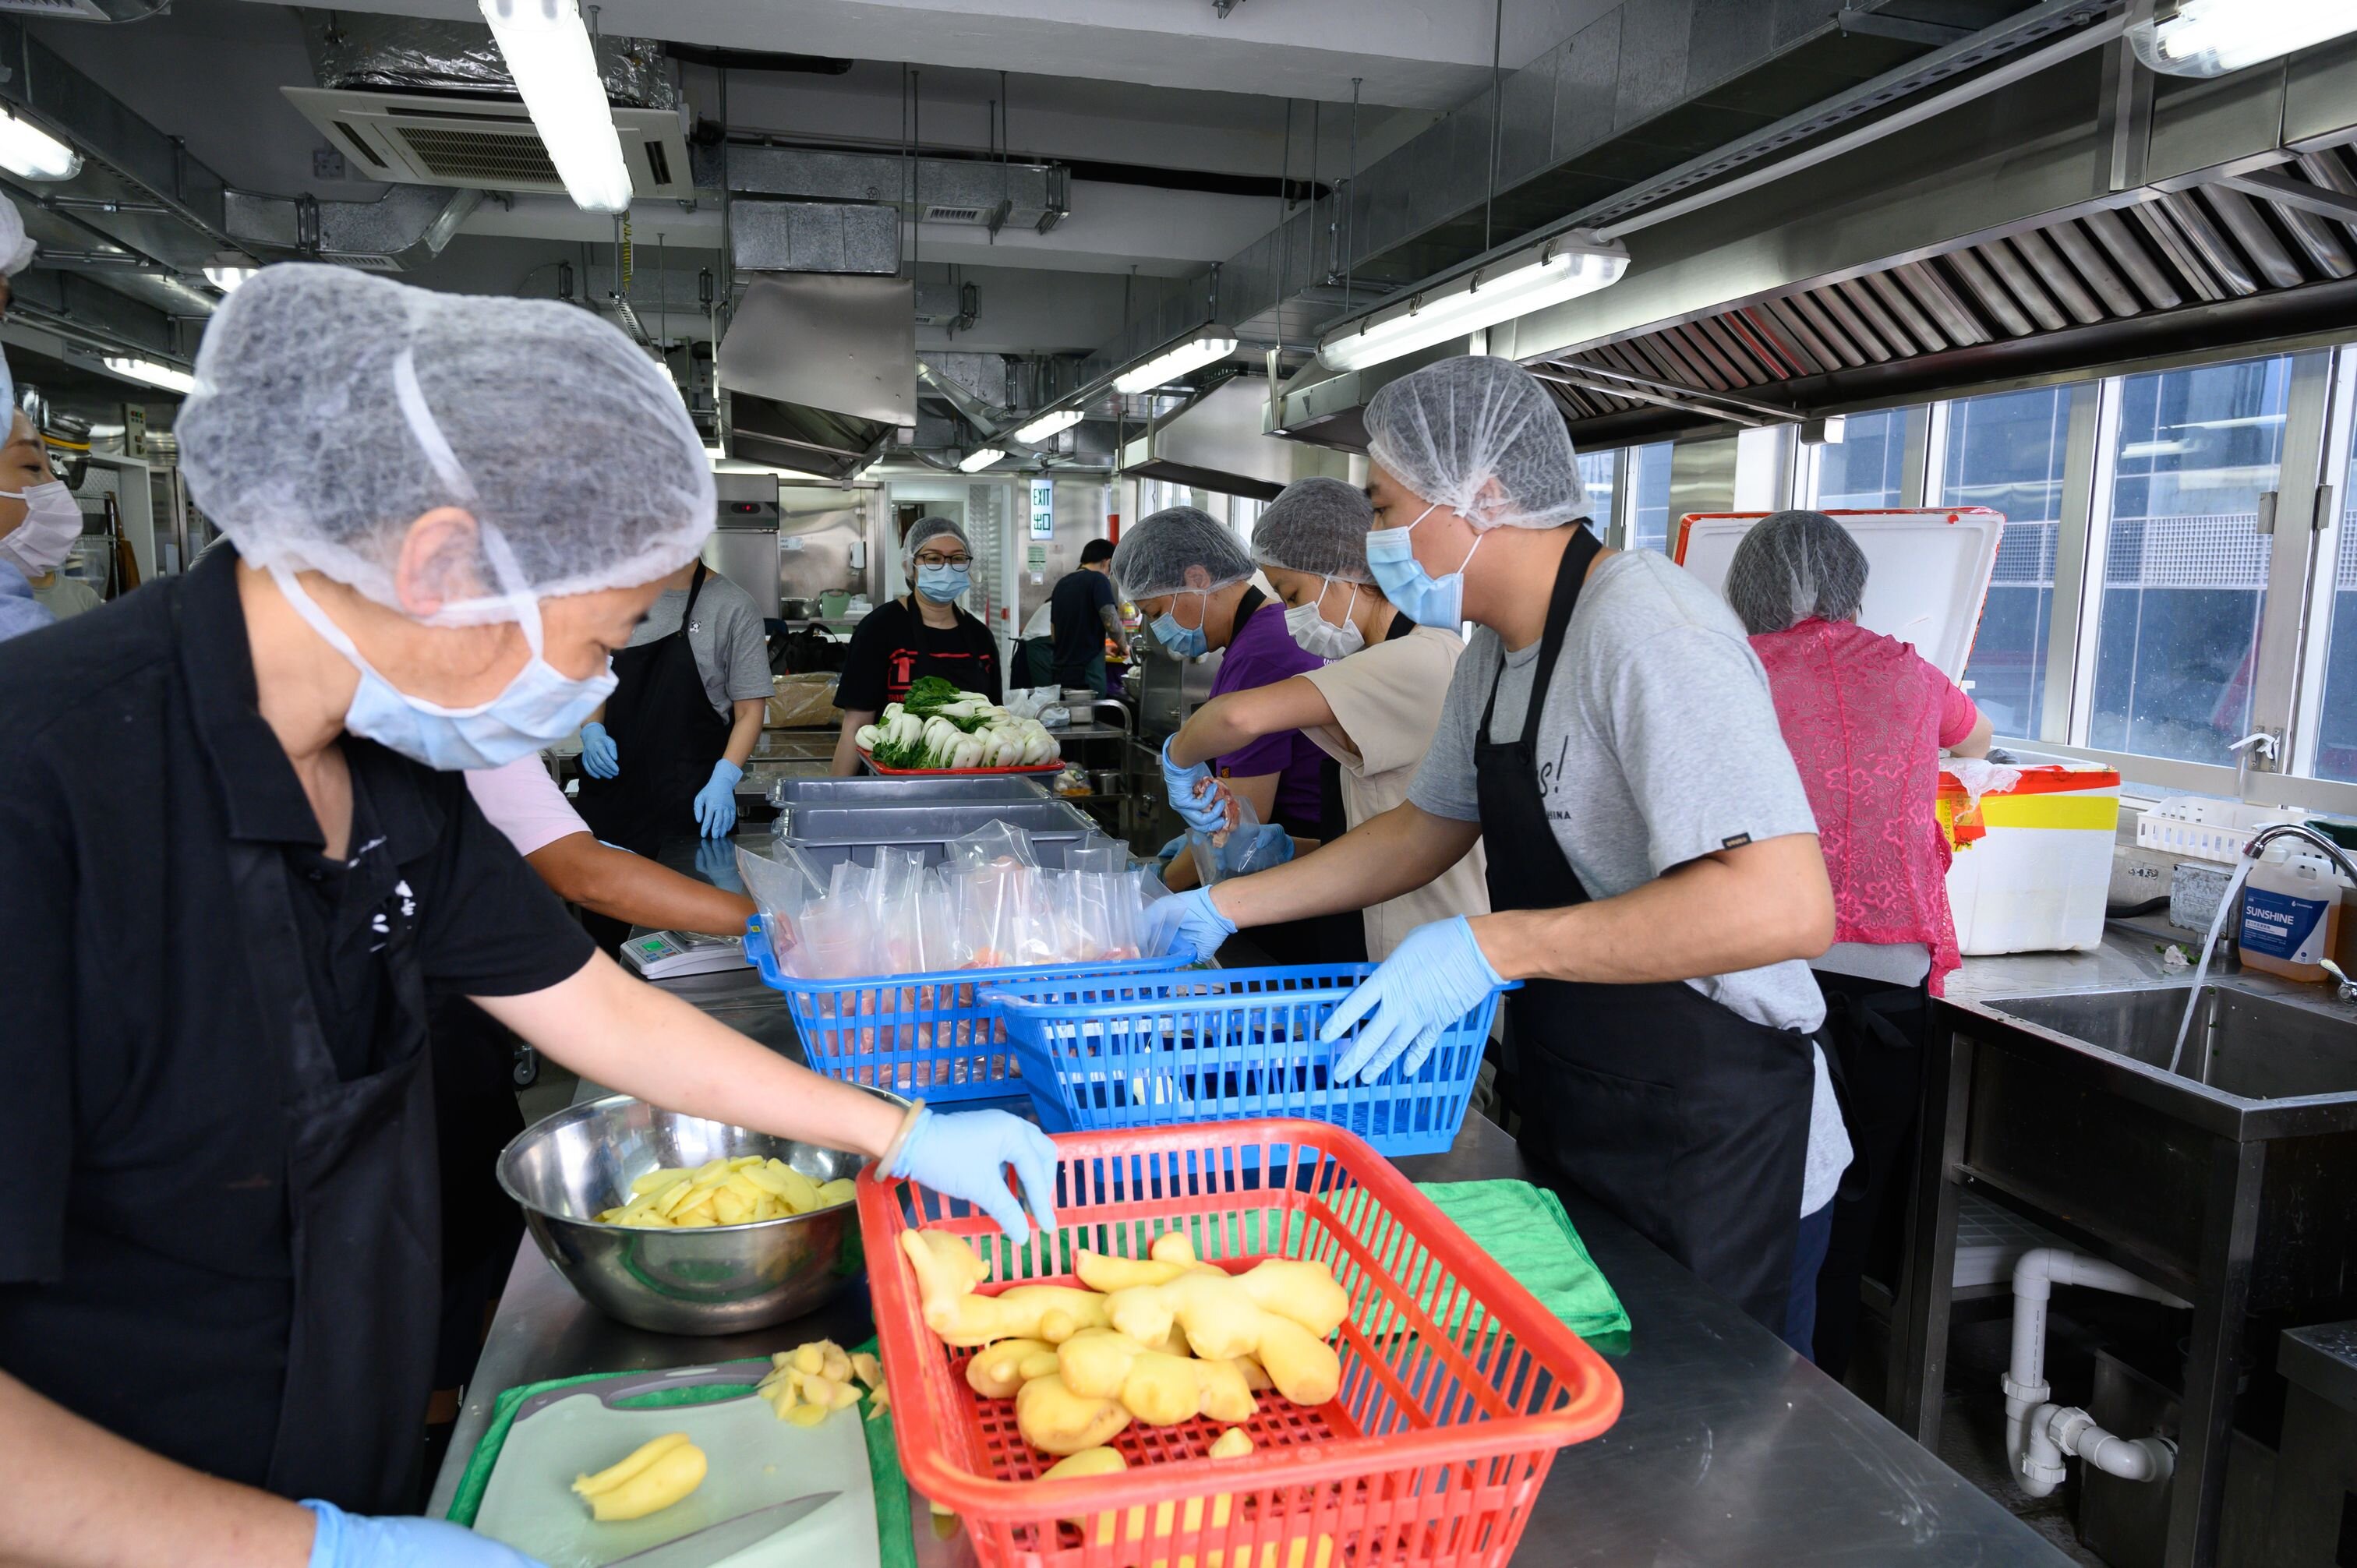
[916, 562, 970, 603]
[1151, 590, 1210, 659]
[1366, 503, 1483, 629]
[274, 565, 617, 772]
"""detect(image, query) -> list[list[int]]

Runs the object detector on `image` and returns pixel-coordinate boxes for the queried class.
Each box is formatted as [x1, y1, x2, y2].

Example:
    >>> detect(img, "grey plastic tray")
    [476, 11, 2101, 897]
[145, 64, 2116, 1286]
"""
[767, 775, 1050, 808]
[776, 797, 1099, 867]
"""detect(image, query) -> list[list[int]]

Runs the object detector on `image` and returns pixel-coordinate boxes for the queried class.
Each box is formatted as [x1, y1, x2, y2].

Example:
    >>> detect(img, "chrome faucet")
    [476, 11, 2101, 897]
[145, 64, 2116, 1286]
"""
[2242, 821, 2357, 885]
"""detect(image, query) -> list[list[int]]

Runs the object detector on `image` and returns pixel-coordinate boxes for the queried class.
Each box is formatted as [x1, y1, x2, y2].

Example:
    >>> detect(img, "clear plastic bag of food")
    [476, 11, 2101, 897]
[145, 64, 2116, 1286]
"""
[735, 842, 827, 971]
[946, 819, 1038, 874]
[1188, 794, 1294, 887]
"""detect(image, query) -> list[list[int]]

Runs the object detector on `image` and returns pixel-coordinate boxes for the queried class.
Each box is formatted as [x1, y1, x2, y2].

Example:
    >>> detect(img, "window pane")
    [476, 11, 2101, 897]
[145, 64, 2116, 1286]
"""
[1815, 408, 1913, 508]
[2310, 443, 2357, 782]
[1576, 448, 1617, 532]
[1627, 442, 1673, 551]
[2090, 357, 2286, 766]
[1941, 387, 2072, 738]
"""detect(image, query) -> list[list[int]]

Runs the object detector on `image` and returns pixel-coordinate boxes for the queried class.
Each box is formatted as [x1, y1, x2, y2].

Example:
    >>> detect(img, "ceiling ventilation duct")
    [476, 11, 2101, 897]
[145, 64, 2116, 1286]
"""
[1121, 376, 1348, 501]
[713, 143, 1069, 235]
[728, 198, 899, 275]
[717, 275, 916, 482]
[0, 0, 170, 19]
[283, 14, 692, 200]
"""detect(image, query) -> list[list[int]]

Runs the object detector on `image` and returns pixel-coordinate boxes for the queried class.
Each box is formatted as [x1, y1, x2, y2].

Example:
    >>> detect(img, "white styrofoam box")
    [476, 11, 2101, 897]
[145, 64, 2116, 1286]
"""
[1673, 507, 2005, 680]
[2134, 796, 2300, 864]
[2108, 842, 2175, 909]
[1942, 766, 2122, 955]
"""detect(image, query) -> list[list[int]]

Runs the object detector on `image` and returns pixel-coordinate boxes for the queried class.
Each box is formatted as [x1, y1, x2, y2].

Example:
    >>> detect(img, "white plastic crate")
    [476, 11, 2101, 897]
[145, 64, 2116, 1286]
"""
[2134, 796, 2299, 864]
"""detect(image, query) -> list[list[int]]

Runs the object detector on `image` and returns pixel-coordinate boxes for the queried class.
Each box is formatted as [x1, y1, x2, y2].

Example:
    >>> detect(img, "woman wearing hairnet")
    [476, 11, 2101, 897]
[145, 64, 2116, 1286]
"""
[1156, 477, 1487, 960]
[1725, 510, 1990, 1375]
[0, 266, 1057, 1568]
[829, 514, 1002, 774]
[1147, 355, 1844, 1349]
[1116, 503, 1360, 964]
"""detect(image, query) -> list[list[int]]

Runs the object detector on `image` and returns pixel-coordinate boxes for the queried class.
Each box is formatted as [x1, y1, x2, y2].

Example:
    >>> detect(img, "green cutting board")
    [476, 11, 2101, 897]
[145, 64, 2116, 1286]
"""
[472, 1365, 879, 1568]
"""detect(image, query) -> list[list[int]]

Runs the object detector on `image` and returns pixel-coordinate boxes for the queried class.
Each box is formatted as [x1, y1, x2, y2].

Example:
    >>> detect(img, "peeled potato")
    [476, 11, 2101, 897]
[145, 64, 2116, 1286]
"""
[597, 1155, 863, 1227]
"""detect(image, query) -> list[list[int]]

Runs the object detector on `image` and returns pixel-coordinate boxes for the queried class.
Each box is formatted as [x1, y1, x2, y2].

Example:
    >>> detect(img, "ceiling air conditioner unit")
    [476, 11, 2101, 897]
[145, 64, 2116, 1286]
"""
[281, 86, 694, 200]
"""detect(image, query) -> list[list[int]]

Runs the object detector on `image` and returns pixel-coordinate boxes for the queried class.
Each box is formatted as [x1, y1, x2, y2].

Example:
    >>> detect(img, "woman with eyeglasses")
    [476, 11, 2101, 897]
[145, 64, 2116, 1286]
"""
[829, 515, 1003, 775]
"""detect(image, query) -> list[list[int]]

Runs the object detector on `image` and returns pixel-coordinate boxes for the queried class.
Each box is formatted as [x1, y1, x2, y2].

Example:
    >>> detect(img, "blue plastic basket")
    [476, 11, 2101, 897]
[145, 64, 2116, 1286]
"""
[979, 964, 1507, 1156]
[741, 916, 1193, 1102]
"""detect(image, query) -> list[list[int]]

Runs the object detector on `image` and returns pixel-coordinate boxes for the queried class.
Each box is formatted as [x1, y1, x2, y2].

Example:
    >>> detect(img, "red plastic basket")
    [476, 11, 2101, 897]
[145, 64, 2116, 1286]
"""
[864, 756, 1065, 778]
[859, 1119, 1623, 1568]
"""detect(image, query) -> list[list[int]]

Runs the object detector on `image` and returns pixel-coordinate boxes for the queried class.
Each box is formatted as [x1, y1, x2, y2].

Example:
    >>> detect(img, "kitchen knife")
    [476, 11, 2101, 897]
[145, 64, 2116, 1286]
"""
[604, 1492, 840, 1567]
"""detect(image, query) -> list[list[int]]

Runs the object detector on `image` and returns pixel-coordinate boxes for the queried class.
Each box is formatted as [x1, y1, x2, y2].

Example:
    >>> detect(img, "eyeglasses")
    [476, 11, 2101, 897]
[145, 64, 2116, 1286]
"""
[915, 553, 972, 569]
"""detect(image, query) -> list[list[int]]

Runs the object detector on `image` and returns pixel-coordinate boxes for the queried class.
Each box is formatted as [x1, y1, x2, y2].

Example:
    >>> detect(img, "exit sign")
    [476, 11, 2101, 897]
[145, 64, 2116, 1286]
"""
[1030, 479, 1055, 540]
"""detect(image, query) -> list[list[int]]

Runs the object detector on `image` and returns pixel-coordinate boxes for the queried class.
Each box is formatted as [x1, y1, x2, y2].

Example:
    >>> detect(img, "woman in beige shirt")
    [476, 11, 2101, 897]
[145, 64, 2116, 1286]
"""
[1160, 476, 1487, 958]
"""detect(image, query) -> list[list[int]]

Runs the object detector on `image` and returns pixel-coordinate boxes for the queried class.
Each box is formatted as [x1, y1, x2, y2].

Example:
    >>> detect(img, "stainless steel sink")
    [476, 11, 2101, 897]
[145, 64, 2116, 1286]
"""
[1984, 984, 2357, 1102]
[1899, 976, 2357, 1567]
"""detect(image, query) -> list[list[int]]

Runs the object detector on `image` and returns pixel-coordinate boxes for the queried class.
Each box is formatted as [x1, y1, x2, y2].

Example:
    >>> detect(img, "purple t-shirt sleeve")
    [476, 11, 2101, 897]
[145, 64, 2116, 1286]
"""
[1210, 602, 1326, 807]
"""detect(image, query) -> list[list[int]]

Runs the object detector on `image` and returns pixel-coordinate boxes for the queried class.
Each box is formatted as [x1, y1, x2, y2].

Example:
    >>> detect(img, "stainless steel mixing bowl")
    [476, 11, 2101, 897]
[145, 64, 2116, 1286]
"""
[496, 1091, 903, 1335]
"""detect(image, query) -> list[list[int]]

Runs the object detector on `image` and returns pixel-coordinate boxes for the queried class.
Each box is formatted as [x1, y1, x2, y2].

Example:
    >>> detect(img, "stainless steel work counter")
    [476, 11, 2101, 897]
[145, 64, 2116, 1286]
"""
[433, 919, 2069, 1563]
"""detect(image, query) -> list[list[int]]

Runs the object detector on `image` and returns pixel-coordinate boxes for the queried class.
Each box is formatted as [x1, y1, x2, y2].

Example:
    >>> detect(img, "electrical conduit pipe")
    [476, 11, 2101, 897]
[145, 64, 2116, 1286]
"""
[2002, 1247, 2189, 1498]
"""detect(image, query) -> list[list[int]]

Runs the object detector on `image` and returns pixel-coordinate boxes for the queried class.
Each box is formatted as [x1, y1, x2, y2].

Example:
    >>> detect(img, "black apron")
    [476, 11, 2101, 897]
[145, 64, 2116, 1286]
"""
[575, 563, 731, 860]
[227, 832, 440, 1513]
[1481, 527, 1815, 1333]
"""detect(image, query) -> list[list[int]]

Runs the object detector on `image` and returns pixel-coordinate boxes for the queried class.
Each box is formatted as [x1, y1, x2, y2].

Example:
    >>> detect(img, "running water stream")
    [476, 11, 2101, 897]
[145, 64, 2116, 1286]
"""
[2168, 857, 2253, 1079]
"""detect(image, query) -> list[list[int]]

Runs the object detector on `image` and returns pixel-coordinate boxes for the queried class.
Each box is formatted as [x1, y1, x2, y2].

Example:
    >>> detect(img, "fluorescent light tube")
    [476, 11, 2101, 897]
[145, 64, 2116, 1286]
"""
[0, 106, 79, 182]
[2130, 0, 2357, 76]
[203, 265, 260, 295]
[479, 0, 634, 214]
[1113, 330, 1238, 395]
[1316, 236, 1629, 373]
[1014, 407, 1085, 444]
[958, 447, 1006, 472]
[102, 356, 196, 394]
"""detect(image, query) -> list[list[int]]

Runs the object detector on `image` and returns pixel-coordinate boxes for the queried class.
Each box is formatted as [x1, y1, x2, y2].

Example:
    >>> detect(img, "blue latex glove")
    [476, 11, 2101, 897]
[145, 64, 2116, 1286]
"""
[693, 835, 746, 895]
[1214, 822, 1295, 877]
[693, 759, 743, 839]
[302, 1500, 545, 1568]
[577, 721, 619, 779]
[1322, 916, 1504, 1084]
[1155, 832, 1189, 867]
[888, 1107, 1059, 1240]
[1161, 737, 1227, 834]
[1143, 888, 1235, 962]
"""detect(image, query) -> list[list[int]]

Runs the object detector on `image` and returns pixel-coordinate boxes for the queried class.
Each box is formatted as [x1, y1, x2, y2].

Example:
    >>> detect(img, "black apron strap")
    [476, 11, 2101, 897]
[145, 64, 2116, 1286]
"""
[1472, 526, 1814, 1334]
[574, 564, 732, 860]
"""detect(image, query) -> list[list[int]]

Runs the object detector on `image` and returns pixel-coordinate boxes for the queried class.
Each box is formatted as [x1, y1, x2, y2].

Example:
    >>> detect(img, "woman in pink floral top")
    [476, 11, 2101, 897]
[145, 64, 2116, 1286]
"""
[1726, 510, 1991, 1378]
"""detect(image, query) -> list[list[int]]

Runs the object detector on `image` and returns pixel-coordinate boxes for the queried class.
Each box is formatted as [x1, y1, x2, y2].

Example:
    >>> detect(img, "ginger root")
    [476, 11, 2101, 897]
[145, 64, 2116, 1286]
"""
[1058, 1329, 1256, 1427]
[1016, 1372, 1131, 1455]
[1075, 1231, 1219, 1293]
[900, 1230, 1108, 1347]
[966, 1337, 1062, 1399]
[571, 1432, 707, 1521]
[1104, 1265, 1345, 1407]
[1207, 1427, 1253, 1459]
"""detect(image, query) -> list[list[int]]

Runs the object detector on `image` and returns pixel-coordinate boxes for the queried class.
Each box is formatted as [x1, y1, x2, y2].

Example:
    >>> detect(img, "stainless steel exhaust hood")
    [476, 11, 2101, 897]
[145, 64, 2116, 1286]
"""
[716, 274, 917, 482]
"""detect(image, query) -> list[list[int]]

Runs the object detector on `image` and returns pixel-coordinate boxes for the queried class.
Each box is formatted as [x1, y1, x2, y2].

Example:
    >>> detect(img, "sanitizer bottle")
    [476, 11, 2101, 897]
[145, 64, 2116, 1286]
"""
[2239, 844, 2345, 983]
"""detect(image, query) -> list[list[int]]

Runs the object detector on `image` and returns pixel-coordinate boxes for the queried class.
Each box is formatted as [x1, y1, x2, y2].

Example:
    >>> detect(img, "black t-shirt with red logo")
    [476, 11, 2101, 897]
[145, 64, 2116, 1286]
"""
[834, 595, 1003, 713]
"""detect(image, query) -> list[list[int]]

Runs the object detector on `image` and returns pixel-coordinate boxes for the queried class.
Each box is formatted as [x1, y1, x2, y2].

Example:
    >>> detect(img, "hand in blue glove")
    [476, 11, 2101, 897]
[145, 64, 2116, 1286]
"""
[1156, 832, 1190, 867]
[1143, 888, 1235, 962]
[302, 1499, 546, 1568]
[1322, 916, 1504, 1084]
[693, 835, 747, 895]
[1215, 822, 1295, 878]
[693, 759, 743, 839]
[1161, 738, 1228, 834]
[578, 721, 619, 779]
[888, 1107, 1059, 1240]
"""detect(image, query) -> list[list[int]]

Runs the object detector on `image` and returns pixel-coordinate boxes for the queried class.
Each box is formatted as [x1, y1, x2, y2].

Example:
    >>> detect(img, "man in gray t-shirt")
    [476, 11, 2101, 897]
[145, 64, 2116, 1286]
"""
[627, 568, 775, 720]
[1145, 355, 1847, 1352]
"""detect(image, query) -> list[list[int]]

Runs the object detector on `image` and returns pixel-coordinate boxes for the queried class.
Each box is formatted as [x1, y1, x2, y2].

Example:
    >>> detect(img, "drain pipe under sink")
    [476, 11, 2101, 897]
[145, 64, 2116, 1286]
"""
[2002, 1247, 2189, 1497]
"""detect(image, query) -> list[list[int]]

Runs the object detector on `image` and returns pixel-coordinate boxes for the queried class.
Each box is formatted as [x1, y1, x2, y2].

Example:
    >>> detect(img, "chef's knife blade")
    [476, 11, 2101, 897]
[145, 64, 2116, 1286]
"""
[604, 1492, 839, 1567]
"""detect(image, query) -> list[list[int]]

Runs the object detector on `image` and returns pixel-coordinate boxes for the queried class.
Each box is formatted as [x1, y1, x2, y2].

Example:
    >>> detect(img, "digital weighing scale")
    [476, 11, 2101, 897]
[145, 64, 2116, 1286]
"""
[620, 928, 754, 979]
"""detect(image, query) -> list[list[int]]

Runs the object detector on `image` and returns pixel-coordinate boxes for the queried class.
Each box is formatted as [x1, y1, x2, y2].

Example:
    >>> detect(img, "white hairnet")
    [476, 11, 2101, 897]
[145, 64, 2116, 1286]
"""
[1723, 510, 1868, 636]
[1364, 355, 1588, 531]
[178, 263, 712, 626]
[1111, 506, 1253, 602]
[0, 197, 34, 277]
[1250, 476, 1376, 584]
[902, 514, 970, 568]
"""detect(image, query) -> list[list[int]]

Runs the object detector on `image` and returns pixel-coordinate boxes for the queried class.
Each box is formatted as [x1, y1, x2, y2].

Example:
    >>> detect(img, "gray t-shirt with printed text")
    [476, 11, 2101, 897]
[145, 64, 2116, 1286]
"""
[1408, 547, 1851, 1213]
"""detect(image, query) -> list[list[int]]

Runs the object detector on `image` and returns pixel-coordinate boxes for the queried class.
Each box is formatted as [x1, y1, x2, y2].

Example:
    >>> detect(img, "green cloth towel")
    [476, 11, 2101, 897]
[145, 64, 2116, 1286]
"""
[1411, 1180, 1631, 1354]
[443, 1339, 913, 1568]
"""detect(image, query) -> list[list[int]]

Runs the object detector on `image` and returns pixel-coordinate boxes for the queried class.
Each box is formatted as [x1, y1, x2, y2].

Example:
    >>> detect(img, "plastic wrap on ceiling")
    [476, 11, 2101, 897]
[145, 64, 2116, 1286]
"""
[1539, 144, 2357, 425]
[299, 12, 677, 110]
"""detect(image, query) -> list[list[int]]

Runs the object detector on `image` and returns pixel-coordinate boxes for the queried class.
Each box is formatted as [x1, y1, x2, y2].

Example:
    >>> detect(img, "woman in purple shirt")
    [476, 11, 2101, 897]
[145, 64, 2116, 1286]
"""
[1114, 506, 1363, 962]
